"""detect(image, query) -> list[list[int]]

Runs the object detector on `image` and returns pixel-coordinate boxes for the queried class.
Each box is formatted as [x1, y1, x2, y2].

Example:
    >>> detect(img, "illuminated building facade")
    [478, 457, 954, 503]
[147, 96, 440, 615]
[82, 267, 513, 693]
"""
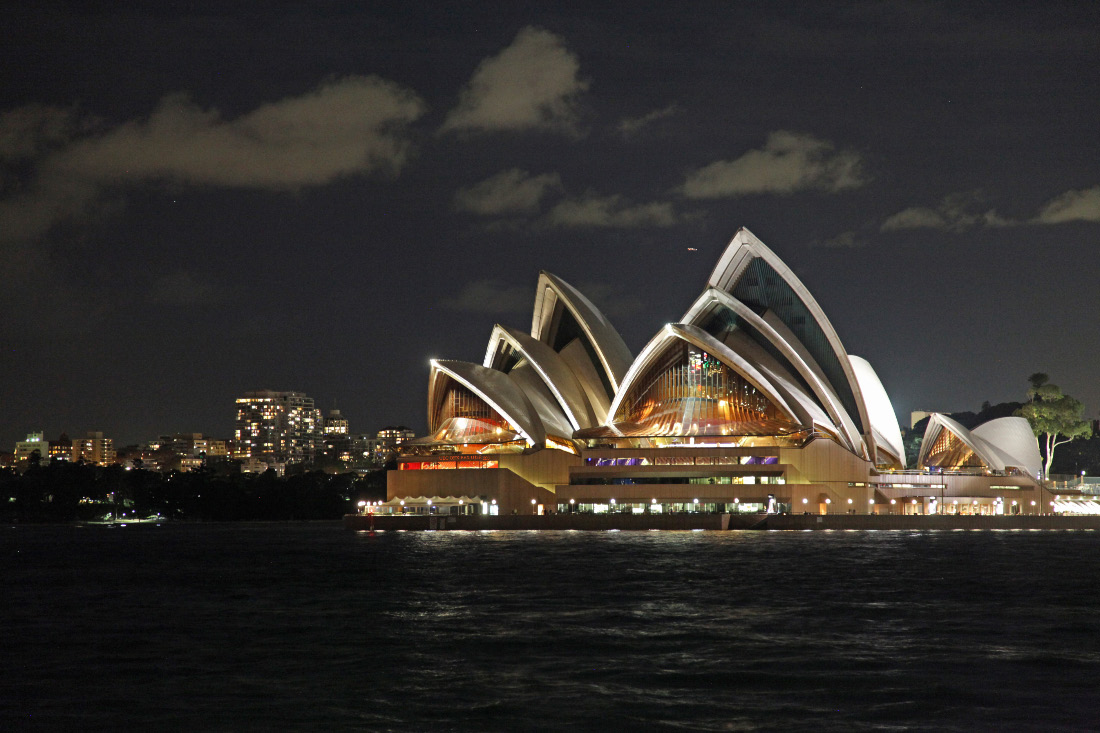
[72, 431, 116, 466]
[387, 228, 1046, 517]
[234, 390, 322, 465]
[14, 432, 49, 465]
[48, 434, 72, 462]
[324, 409, 349, 436]
[319, 409, 353, 464]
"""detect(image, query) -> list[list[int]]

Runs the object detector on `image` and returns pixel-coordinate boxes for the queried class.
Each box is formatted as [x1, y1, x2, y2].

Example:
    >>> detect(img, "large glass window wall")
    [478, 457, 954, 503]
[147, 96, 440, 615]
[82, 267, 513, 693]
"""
[557, 501, 783, 514]
[922, 428, 985, 470]
[582, 455, 780, 466]
[427, 381, 522, 448]
[578, 432, 809, 450]
[613, 341, 794, 437]
[729, 257, 865, 435]
[572, 475, 785, 485]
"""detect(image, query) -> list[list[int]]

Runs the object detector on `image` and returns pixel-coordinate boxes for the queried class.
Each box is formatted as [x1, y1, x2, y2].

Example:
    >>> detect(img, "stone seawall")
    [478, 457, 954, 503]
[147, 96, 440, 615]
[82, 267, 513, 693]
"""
[345, 513, 734, 531]
[345, 513, 1100, 531]
[758, 514, 1100, 530]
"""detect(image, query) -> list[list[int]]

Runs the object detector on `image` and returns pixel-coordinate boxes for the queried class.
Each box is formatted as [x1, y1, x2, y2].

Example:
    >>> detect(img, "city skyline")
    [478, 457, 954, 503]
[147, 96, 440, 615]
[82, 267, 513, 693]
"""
[4, 2, 1099, 447]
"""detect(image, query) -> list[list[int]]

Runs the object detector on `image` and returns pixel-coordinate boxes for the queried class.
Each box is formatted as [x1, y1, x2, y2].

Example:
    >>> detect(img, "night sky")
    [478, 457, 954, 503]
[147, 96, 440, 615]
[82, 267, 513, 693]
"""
[3, 2, 1099, 448]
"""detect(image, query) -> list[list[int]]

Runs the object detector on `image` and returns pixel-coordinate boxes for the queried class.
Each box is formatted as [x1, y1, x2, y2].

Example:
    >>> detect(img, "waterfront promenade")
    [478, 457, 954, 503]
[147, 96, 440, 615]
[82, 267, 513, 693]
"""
[344, 513, 1100, 532]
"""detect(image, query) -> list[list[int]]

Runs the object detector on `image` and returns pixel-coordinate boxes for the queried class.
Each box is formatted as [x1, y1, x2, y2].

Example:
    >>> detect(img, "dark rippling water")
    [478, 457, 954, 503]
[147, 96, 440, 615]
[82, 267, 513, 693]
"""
[6, 524, 1100, 731]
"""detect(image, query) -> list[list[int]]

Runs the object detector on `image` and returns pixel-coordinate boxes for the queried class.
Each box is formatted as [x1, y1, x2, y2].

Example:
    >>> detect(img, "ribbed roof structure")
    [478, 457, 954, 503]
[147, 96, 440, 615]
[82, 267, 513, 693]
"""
[917, 413, 1042, 477]
[417, 227, 909, 466]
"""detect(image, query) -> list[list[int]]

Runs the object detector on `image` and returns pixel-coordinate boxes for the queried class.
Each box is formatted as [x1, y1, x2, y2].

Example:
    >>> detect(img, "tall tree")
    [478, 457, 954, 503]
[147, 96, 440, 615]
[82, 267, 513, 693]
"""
[1016, 373, 1092, 478]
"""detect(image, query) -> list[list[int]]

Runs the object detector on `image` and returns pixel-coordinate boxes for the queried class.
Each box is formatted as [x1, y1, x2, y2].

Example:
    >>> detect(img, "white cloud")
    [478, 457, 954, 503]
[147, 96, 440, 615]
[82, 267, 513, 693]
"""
[821, 230, 864, 248]
[681, 131, 867, 198]
[1034, 185, 1100, 224]
[440, 279, 531, 314]
[453, 168, 562, 215]
[880, 206, 948, 231]
[617, 104, 678, 137]
[440, 27, 588, 134]
[0, 76, 425, 248]
[49, 76, 424, 188]
[880, 191, 1014, 232]
[544, 193, 676, 228]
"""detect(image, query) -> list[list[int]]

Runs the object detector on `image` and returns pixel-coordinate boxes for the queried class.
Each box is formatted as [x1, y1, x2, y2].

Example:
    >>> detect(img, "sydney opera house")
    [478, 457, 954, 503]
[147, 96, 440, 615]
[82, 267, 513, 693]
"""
[384, 228, 1046, 517]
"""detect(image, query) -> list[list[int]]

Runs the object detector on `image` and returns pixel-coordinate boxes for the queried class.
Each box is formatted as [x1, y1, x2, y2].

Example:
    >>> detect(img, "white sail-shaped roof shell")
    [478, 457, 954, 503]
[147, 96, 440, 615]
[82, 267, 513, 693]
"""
[427, 359, 546, 446]
[482, 324, 599, 430]
[607, 323, 801, 427]
[530, 271, 634, 399]
[704, 227, 873, 460]
[681, 287, 864, 455]
[972, 417, 1042, 478]
[918, 413, 1041, 477]
[848, 355, 906, 468]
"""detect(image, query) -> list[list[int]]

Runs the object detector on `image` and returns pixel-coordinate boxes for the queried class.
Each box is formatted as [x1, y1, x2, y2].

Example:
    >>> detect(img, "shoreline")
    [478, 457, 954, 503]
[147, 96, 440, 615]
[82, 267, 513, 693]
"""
[344, 513, 1100, 532]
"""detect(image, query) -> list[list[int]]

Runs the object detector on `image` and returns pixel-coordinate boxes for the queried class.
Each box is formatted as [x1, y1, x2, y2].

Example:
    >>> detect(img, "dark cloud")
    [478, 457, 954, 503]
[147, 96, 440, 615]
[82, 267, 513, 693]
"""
[880, 191, 1016, 231]
[453, 168, 562, 215]
[682, 131, 867, 198]
[543, 193, 676, 229]
[574, 281, 645, 320]
[150, 271, 222, 306]
[0, 104, 80, 160]
[616, 104, 679, 138]
[440, 280, 532, 315]
[0, 76, 424, 249]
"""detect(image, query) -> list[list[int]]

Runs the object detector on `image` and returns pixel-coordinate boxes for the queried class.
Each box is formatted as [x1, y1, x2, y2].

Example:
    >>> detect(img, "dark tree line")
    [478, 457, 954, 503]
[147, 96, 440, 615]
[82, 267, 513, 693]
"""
[0, 461, 388, 522]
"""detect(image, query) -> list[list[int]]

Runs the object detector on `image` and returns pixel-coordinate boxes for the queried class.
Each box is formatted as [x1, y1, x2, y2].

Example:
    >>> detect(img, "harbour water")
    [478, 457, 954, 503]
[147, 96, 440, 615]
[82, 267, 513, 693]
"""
[6, 523, 1100, 731]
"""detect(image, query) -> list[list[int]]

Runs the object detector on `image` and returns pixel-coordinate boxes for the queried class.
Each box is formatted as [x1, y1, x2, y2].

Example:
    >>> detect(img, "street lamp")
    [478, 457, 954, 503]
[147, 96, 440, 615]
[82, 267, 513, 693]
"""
[531, 498, 537, 515]
[569, 498, 575, 514]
